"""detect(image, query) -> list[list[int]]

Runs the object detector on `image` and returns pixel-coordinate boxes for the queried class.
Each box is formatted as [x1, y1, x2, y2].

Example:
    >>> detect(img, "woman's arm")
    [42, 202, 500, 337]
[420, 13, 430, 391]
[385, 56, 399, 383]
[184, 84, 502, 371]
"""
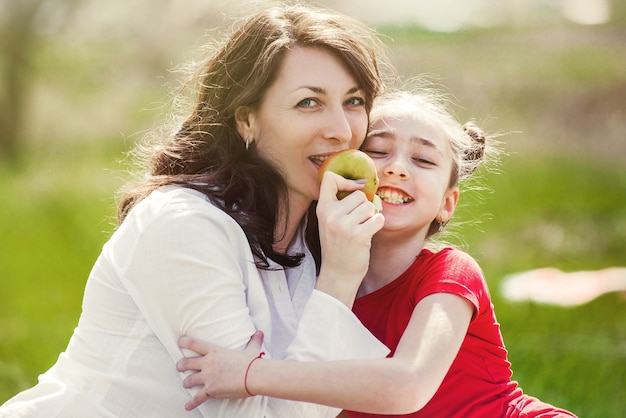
[178, 292, 473, 414]
[127, 187, 385, 417]
[120, 189, 360, 417]
[314, 171, 385, 307]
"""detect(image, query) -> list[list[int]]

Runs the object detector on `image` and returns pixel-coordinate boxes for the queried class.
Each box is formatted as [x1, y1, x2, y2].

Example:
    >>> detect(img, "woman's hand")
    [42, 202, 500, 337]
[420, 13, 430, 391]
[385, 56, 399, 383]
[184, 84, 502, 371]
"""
[176, 330, 265, 410]
[315, 171, 384, 307]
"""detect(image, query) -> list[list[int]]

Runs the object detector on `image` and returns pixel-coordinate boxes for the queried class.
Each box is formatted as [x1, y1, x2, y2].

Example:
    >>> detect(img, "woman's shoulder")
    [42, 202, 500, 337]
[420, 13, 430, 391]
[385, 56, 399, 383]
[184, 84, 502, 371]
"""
[140, 185, 207, 206]
[136, 186, 224, 215]
[123, 186, 240, 232]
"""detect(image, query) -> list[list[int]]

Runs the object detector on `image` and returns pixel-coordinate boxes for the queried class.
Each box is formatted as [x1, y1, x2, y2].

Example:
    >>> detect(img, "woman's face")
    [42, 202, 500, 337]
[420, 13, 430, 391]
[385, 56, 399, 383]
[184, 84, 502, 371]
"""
[241, 46, 368, 210]
[362, 116, 459, 239]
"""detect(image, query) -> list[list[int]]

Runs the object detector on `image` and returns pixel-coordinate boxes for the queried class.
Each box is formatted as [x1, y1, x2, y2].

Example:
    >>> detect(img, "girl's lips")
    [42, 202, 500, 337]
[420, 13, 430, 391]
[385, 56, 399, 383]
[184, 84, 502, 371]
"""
[376, 186, 414, 204]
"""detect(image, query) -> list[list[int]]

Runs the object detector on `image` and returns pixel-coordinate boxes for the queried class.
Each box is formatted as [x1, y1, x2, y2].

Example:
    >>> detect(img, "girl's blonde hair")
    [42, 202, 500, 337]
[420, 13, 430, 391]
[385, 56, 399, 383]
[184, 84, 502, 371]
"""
[368, 84, 499, 239]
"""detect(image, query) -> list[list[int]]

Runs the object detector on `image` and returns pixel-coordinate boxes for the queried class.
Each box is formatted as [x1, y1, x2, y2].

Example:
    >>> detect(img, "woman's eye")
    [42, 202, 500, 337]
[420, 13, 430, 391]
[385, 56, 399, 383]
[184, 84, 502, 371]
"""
[345, 97, 365, 107]
[298, 98, 318, 108]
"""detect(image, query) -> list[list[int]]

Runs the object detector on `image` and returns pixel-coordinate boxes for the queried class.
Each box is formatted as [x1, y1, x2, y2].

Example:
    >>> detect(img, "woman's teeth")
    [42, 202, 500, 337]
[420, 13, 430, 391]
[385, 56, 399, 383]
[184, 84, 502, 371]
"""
[310, 155, 329, 165]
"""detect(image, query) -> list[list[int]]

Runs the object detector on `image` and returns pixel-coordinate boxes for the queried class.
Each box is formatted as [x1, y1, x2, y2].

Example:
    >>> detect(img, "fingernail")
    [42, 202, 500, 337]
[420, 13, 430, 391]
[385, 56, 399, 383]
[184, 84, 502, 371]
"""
[355, 179, 367, 184]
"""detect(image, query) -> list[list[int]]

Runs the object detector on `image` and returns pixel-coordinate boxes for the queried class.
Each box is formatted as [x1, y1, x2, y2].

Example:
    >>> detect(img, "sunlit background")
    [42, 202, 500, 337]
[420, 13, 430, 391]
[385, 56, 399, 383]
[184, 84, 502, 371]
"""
[1, 0, 624, 416]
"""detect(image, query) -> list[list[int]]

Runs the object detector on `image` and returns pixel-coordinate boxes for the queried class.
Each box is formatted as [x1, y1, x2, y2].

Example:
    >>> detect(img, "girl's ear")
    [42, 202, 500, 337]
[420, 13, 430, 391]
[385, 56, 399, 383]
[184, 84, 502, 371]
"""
[234, 106, 257, 142]
[439, 186, 460, 223]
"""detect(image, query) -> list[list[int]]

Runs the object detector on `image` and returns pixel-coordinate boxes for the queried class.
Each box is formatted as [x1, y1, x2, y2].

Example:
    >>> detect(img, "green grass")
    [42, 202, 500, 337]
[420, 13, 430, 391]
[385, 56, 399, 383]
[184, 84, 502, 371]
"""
[1, 17, 625, 417]
[2, 145, 624, 415]
[456, 156, 626, 417]
[0, 141, 124, 399]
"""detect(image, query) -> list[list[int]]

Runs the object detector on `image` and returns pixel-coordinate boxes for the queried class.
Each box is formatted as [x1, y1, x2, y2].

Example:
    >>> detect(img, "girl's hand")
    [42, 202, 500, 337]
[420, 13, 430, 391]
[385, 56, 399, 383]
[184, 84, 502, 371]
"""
[176, 330, 265, 410]
[315, 171, 384, 306]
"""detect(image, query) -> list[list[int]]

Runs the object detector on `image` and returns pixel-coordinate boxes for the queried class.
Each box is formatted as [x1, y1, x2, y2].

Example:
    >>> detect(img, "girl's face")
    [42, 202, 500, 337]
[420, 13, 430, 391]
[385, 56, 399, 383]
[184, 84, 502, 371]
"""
[236, 46, 368, 211]
[362, 116, 459, 239]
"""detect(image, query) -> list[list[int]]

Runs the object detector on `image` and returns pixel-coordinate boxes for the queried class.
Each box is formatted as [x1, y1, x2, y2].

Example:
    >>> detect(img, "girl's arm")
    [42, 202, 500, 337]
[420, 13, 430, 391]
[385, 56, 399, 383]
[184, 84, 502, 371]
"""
[178, 292, 473, 414]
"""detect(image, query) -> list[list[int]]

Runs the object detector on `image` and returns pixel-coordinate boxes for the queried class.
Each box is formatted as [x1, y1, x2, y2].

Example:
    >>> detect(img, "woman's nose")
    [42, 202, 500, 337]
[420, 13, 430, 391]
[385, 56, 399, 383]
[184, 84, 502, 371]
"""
[323, 107, 354, 144]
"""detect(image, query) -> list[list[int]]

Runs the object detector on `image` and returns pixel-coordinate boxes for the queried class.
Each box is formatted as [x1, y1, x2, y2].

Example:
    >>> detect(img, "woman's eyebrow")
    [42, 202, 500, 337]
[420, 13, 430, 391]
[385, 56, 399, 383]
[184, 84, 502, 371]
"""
[294, 86, 361, 95]
[295, 86, 325, 94]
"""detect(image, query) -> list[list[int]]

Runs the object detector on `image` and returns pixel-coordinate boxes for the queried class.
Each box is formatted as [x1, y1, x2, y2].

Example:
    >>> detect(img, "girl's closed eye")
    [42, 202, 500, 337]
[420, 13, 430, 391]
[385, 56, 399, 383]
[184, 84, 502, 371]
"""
[362, 148, 388, 158]
[414, 156, 436, 166]
[361, 136, 390, 157]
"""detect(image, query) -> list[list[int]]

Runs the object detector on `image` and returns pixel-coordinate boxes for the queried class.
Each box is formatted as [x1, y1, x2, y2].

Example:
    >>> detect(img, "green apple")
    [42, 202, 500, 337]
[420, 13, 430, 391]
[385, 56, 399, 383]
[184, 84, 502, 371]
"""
[318, 149, 380, 203]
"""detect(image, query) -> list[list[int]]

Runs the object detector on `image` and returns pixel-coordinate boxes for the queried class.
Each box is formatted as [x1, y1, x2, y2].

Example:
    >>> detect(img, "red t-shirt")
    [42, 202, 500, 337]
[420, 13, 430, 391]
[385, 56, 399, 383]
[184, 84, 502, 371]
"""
[347, 248, 576, 418]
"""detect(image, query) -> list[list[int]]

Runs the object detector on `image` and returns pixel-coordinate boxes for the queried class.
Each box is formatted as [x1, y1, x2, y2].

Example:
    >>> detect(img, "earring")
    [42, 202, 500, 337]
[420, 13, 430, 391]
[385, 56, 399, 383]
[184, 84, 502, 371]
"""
[245, 136, 250, 151]
[437, 217, 447, 233]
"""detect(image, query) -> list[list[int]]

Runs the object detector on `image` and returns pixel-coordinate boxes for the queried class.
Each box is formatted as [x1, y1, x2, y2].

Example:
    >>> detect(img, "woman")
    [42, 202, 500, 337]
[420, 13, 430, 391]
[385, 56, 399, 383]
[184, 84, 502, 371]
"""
[1, 4, 392, 417]
[177, 88, 577, 417]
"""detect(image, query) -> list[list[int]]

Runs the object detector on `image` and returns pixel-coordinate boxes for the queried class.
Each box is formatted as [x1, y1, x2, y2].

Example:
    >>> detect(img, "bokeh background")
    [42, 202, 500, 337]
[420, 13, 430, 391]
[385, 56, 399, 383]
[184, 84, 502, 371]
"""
[1, 0, 624, 415]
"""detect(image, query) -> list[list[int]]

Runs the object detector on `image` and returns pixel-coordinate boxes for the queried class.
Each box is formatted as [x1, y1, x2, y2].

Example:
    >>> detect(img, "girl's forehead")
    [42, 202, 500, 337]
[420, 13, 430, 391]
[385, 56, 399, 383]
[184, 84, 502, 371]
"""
[371, 115, 446, 143]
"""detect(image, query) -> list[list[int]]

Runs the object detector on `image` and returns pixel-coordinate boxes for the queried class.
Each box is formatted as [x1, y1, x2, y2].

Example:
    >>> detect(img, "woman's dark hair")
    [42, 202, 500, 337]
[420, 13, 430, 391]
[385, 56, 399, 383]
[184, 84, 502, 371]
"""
[117, 4, 389, 270]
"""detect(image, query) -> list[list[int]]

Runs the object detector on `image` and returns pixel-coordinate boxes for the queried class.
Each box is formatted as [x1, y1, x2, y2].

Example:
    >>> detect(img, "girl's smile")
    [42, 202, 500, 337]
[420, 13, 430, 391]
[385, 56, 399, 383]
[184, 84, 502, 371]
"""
[376, 186, 414, 205]
[362, 116, 458, 238]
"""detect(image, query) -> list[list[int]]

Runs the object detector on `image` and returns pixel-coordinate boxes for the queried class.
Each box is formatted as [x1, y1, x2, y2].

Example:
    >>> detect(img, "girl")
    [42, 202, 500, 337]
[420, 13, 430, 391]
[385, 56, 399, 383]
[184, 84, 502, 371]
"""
[176, 88, 578, 417]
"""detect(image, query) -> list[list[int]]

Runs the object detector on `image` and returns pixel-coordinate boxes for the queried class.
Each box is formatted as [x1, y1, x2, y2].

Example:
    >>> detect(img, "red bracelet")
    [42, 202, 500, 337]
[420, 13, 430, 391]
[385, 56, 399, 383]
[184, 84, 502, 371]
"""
[244, 351, 265, 396]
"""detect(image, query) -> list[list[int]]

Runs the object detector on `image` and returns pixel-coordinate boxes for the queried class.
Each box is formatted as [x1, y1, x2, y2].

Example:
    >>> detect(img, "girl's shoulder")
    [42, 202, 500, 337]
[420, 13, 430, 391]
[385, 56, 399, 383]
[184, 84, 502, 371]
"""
[415, 247, 488, 313]
[421, 247, 482, 272]
[416, 247, 486, 293]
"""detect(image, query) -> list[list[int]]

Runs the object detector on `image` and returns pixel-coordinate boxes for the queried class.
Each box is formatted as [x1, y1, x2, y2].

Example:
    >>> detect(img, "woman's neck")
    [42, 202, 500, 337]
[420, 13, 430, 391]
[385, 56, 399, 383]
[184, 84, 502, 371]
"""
[358, 231, 426, 297]
[272, 195, 310, 254]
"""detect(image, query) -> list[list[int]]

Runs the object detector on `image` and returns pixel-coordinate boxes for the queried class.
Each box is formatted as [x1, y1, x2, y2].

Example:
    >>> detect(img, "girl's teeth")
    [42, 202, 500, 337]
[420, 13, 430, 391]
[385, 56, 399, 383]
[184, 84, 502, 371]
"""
[377, 189, 412, 204]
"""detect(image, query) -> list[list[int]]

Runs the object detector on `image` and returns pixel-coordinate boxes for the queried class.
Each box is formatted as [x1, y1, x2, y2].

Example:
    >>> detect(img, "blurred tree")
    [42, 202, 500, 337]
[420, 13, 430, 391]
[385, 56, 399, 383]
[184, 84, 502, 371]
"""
[0, 0, 83, 160]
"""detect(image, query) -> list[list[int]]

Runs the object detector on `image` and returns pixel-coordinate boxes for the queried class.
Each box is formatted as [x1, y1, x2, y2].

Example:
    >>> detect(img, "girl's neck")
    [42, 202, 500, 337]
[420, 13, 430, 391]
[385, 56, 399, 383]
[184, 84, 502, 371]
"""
[358, 231, 426, 298]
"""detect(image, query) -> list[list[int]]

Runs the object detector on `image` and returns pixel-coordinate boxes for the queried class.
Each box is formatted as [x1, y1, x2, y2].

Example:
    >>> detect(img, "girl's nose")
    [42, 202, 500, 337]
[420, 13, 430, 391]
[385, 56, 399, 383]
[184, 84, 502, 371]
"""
[384, 159, 409, 179]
